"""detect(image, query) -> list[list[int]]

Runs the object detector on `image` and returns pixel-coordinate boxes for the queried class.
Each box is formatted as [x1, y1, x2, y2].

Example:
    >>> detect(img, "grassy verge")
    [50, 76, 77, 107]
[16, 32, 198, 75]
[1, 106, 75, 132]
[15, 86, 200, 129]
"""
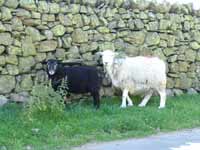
[0, 94, 200, 150]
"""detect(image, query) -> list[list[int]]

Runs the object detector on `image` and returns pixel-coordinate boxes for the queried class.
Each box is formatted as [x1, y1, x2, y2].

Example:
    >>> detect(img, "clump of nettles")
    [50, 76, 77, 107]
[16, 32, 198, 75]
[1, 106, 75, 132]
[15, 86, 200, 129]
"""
[24, 82, 65, 120]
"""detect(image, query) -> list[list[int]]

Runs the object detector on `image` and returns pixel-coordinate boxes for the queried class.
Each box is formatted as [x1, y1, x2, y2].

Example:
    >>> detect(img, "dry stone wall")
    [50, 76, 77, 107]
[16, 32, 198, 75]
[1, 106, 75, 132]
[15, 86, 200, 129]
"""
[0, 0, 200, 100]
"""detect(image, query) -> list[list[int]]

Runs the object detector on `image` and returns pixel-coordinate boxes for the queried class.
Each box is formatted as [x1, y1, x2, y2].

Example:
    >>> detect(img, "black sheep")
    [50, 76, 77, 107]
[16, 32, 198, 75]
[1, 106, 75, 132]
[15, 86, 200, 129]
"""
[43, 59, 102, 109]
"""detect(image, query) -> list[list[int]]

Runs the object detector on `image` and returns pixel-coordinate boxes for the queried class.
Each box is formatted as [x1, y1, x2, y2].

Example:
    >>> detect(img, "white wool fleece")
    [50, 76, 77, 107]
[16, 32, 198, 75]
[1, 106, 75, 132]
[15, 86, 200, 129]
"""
[101, 50, 167, 109]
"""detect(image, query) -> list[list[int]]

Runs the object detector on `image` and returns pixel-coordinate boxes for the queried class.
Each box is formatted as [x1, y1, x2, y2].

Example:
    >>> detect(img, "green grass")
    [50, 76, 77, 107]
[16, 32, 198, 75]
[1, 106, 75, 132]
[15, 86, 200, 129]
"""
[0, 94, 200, 150]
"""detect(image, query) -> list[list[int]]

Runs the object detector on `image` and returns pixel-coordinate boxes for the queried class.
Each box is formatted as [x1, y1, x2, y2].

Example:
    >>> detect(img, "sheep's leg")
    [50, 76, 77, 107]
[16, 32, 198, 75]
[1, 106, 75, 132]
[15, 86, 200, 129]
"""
[127, 94, 133, 106]
[121, 89, 128, 108]
[158, 89, 166, 109]
[92, 91, 100, 109]
[138, 90, 153, 107]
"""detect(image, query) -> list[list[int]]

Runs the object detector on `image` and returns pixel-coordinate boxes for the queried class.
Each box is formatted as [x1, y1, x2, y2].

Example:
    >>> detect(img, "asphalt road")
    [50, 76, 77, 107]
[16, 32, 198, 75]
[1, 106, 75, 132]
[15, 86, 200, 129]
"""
[73, 128, 200, 150]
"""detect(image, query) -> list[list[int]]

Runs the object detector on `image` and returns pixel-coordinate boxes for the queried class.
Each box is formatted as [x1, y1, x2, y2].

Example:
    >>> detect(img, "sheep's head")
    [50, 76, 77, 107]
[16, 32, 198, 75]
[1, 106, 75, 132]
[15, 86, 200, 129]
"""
[46, 59, 59, 75]
[99, 50, 116, 67]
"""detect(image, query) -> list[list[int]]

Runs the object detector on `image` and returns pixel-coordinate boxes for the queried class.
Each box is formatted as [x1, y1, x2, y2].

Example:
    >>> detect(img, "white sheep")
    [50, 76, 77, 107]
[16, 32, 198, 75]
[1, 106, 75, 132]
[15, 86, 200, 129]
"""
[99, 50, 167, 109]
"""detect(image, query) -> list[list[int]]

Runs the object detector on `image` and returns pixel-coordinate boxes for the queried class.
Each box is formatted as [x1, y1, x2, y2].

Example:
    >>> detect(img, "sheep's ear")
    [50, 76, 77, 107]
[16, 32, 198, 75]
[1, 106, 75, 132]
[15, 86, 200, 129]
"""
[41, 61, 47, 64]
[115, 51, 126, 58]
[57, 60, 62, 64]
[114, 52, 119, 57]
[96, 51, 102, 56]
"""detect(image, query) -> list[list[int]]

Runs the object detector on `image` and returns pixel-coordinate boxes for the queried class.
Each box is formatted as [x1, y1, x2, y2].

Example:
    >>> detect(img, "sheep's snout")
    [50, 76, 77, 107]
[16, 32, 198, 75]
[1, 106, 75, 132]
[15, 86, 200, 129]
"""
[49, 70, 55, 75]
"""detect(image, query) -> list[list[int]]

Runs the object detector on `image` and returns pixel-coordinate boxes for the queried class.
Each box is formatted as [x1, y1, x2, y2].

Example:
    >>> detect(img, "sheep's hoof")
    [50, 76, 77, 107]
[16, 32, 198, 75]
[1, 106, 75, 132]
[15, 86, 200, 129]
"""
[120, 105, 126, 108]
[128, 103, 133, 107]
[138, 103, 146, 107]
[158, 106, 165, 109]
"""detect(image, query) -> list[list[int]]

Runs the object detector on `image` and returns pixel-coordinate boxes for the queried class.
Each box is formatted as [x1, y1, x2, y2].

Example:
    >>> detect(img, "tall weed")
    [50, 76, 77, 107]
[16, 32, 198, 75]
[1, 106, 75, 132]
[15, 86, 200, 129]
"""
[24, 82, 65, 120]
